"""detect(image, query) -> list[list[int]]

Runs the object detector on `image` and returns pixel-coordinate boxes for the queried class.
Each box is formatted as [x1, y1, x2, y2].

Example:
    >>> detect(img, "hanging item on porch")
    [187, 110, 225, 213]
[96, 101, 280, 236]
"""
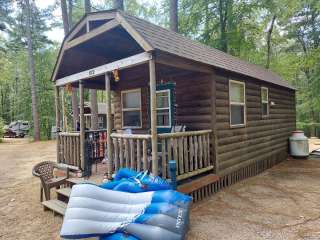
[112, 69, 120, 82]
[65, 83, 73, 94]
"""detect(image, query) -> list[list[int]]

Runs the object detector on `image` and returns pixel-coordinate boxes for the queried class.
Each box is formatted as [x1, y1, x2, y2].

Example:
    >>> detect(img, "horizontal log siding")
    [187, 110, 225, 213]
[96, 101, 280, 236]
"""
[215, 73, 295, 175]
[174, 74, 213, 130]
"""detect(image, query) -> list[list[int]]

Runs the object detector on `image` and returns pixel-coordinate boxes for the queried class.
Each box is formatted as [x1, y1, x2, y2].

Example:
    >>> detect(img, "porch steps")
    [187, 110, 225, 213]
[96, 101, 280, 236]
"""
[66, 178, 95, 186]
[56, 187, 72, 202]
[42, 199, 67, 216]
[177, 174, 219, 195]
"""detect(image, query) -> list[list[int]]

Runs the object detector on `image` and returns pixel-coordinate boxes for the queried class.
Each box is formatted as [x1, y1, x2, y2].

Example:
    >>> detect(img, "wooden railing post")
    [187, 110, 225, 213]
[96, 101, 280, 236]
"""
[149, 58, 158, 175]
[213, 130, 219, 174]
[105, 73, 113, 179]
[79, 80, 85, 171]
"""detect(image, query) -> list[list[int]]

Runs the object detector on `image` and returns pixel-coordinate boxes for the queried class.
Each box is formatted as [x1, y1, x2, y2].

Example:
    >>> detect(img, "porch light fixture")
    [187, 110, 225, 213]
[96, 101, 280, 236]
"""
[65, 83, 73, 94]
[113, 69, 120, 82]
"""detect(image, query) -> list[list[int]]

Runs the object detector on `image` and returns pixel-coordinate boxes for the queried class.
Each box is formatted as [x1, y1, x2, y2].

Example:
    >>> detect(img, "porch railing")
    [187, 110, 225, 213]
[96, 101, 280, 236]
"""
[110, 133, 151, 173]
[158, 130, 213, 180]
[57, 130, 107, 173]
[57, 132, 81, 168]
[58, 129, 214, 179]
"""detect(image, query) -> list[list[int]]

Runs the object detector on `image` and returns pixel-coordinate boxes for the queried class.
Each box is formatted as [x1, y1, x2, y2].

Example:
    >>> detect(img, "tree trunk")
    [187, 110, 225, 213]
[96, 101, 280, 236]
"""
[84, 0, 91, 14]
[67, 0, 79, 130]
[169, 0, 178, 32]
[61, 0, 79, 130]
[68, 0, 73, 30]
[113, 0, 124, 10]
[25, 0, 40, 141]
[83, 0, 98, 130]
[218, 0, 228, 53]
[266, 15, 276, 69]
[61, 0, 69, 35]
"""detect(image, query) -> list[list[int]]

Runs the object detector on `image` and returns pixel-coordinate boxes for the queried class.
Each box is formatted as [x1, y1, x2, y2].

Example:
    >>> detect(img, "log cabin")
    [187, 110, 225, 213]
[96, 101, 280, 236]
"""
[52, 9, 296, 200]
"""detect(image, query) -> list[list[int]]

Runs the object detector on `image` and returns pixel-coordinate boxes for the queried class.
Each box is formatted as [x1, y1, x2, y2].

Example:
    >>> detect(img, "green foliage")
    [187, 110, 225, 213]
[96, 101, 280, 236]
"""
[0, 118, 4, 139]
[297, 122, 320, 137]
[0, 0, 319, 140]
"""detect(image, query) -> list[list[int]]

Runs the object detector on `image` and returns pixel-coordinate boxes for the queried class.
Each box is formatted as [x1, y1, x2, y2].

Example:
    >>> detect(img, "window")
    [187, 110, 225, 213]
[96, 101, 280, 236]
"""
[261, 87, 269, 116]
[121, 89, 142, 128]
[98, 116, 104, 129]
[156, 90, 171, 127]
[229, 80, 246, 126]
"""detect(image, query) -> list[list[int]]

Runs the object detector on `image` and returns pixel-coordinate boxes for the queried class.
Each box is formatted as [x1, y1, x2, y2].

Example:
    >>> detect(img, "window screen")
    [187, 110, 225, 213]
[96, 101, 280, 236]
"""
[122, 89, 142, 128]
[229, 80, 246, 126]
[156, 90, 171, 127]
[261, 87, 269, 116]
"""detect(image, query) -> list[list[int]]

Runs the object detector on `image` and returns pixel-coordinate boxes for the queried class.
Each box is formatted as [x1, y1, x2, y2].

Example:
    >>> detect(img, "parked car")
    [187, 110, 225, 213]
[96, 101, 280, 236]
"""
[4, 121, 30, 138]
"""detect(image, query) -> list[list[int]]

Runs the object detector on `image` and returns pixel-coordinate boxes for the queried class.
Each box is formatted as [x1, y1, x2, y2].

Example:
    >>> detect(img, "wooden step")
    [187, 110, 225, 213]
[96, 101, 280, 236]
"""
[42, 199, 67, 216]
[66, 178, 95, 186]
[177, 174, 220, 194]
[56, 187, 71, 198]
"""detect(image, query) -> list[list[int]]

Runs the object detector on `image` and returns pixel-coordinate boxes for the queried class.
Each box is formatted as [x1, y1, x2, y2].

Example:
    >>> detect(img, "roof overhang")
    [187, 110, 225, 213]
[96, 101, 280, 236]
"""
[51, 10, 153, 83]
[55, 52, 152, 86]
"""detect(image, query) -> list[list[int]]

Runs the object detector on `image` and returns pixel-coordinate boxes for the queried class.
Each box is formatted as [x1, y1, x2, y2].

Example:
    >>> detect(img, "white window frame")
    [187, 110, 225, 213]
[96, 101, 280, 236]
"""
[121, 88, 142, 129]
[156, 89, 172, 128]
[229, 80, 246, 127]
[261, 87, 269, 116]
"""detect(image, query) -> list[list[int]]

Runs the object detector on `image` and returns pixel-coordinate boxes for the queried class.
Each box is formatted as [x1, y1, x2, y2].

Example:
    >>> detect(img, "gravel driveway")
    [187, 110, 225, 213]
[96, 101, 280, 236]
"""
[1, 138, 320, 240]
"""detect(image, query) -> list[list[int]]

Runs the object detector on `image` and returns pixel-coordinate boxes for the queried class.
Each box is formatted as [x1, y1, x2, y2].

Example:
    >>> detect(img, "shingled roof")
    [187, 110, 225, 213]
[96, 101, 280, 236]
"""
[54, 10, 293, 89]
[118, 11, 293, 89]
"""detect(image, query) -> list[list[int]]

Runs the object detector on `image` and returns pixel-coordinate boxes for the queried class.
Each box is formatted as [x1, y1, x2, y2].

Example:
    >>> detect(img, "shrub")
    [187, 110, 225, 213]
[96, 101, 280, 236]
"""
[297, 122, 320, 137]
[0, 118, 4, 139]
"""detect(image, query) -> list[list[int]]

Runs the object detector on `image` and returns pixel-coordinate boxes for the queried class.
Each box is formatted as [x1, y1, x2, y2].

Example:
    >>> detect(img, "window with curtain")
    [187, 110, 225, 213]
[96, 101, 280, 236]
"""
[156, 90, 171, 127]
[261, 87, 269, 116]
[229, 80, 246, 126]
[121, 89, 142, 128]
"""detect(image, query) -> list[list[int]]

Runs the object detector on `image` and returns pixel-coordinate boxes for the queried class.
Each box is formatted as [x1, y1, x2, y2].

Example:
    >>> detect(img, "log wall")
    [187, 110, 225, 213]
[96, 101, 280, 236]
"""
[173, 74, 213, 130]
[109, 65, 296, 181]
[111, 72, 214, 132]
[215, 70, 296, 175]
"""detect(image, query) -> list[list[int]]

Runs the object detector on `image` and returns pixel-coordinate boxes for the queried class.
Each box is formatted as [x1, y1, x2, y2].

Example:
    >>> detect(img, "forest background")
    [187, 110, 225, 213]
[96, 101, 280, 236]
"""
[0, 0, 319, 140]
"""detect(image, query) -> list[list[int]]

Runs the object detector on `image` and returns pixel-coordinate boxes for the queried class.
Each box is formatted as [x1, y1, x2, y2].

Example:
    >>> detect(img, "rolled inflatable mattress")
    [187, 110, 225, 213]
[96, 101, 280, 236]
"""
[60, 184, 191, 240]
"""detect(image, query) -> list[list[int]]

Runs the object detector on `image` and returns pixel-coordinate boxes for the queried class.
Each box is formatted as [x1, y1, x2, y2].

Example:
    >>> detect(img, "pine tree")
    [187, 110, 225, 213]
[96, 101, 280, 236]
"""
[25, 0, 40, 141]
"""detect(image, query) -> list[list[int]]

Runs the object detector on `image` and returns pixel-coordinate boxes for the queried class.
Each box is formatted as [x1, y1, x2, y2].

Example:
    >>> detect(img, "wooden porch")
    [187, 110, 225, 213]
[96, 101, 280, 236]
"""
[57, 129, 214, 181]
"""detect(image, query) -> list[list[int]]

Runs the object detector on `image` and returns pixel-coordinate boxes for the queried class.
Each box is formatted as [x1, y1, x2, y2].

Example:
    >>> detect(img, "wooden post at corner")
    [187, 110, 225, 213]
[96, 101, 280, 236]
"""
[149, 58, 158, 176]
[105, 73, 113, 179]
[79, 80, 85, 171]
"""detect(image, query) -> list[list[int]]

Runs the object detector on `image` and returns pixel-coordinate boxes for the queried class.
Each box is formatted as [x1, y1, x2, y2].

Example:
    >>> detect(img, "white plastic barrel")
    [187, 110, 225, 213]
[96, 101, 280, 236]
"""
[289, 130, 309, 158]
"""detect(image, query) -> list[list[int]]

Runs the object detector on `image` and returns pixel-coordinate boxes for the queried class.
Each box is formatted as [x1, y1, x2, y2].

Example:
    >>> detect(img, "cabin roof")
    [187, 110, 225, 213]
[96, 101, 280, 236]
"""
[53, 9, 294, 90]
[120, 11, 293, 89]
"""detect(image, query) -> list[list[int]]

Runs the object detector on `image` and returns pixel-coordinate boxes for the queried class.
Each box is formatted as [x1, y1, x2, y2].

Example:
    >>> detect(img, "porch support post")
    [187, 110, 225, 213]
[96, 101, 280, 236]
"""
[105, 73, 113, 179]
[61, 88, 67, 131]
[149, 58, 158, 176]
[79, 80, 85, 171]
[55, 86, 61, 163]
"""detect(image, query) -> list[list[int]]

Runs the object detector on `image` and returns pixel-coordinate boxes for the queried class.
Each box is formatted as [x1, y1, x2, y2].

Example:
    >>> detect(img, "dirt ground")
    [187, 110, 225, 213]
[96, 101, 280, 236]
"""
[0, 138, 320, 240]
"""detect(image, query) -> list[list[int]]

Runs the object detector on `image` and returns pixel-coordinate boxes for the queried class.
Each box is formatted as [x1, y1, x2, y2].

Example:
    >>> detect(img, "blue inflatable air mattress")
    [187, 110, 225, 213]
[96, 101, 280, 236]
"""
[60, 184, 191, 240]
